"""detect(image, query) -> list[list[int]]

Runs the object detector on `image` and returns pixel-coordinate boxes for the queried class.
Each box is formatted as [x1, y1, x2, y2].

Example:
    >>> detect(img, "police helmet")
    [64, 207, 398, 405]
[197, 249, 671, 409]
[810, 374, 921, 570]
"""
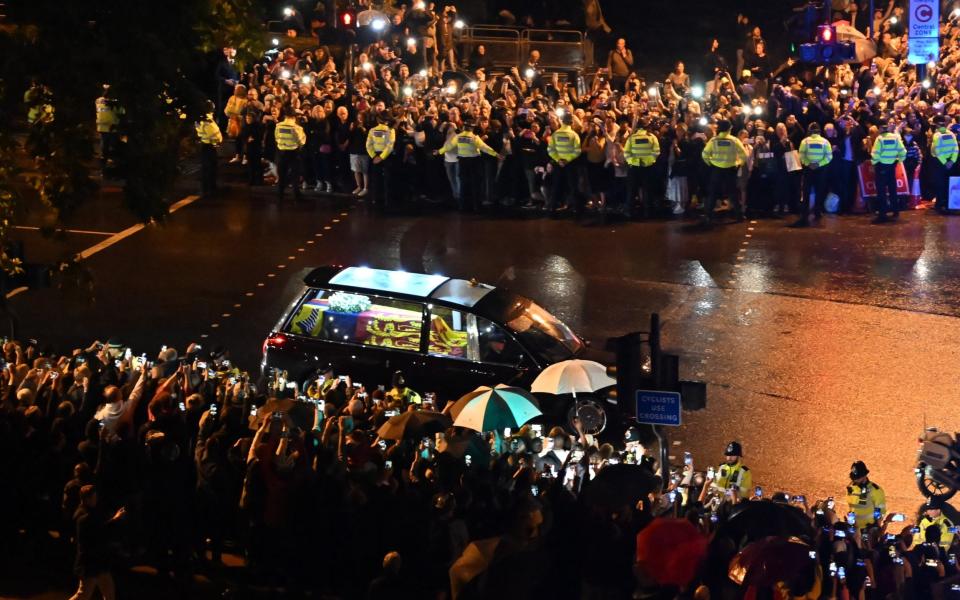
[724, 441, 742, 457]
[561, 112, 573, 125]
[624, 426, 642, 443]
[933, 114, 946, 127]
[925, 496, 946, 511]
[807, 122, 821, 135]
[849, 460, 869, 480]
[204, 99, 217, 114]
[716, 119, 732, 133]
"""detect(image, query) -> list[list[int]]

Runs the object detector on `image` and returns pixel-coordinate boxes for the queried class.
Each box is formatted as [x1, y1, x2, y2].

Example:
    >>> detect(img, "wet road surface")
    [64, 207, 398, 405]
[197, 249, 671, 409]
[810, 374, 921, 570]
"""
[9, 177, 960, 514]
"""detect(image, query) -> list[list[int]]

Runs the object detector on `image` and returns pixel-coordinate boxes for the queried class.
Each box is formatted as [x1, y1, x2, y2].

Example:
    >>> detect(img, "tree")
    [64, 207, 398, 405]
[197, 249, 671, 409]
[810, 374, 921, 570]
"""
[0, 0, 264, 272]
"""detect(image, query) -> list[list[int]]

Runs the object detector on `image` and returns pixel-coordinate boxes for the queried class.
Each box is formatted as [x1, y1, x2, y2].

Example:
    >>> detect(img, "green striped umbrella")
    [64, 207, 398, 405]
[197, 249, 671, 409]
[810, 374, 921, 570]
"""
[452, 387, 542, 433]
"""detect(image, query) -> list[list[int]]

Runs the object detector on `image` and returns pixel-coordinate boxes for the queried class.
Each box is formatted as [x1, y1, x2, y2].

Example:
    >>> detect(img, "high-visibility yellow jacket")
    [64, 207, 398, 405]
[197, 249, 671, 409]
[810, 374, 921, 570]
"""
[196, 115, 223, 145]
[439, 131, 498, 158]
[845, 481, 885, 530]
[871, 132, 906, 165]
[799, 133, 832, 168]
[95, 97, 120, 133]
[547, 125, 582, 163]
[366, 124, 395, 160]
[931, 128, 959, 166]
[712, 461, 753, 499]
[702, 132, 748, 169]
[915, 514, 955, 549]
[276, 117, 306, 151]
[624, 129, 660, 167]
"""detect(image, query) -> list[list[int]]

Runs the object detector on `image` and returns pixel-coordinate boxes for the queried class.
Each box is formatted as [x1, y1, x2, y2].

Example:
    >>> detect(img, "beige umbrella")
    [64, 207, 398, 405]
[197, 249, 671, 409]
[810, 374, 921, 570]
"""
[530, 359, 615, 397]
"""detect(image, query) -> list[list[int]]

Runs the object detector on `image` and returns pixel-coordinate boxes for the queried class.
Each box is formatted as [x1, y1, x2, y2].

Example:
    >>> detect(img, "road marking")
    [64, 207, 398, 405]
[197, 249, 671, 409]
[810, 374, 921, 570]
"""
[5, 286, 28, 299]
[77, 195, 199, 260]
[245, 292, 254, 296]
[14, 225, 115, 236]
[233, 304, 241, 309]
[210, 323, 219, 328]
[323, 226, 332, 230]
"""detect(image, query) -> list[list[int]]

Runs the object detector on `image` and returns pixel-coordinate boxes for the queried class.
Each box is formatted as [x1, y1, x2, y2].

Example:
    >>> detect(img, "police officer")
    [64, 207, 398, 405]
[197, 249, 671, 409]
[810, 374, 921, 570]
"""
[95, 85, 120, 171]
[701, 441, 753, 501]
[914, 497, 955, 549]
[275, 106, 307, 201]
[930, 115, 958, 215]
[623, 119, 661, 219]
[845, 460, 885, 531]
[366, 115, 396, 208]
[438, 120, 500, 211]
[546, 113, 583, 217]
[793, 122, 832, 228]
[870, 118, 907, 223]
[195, 100, 223, 198]
[701, 119, 749, 225]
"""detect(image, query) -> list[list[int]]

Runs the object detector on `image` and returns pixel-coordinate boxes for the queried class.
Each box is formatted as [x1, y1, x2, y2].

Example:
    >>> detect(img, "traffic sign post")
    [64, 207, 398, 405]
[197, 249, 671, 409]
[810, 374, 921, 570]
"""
[635, 390, 682, 426]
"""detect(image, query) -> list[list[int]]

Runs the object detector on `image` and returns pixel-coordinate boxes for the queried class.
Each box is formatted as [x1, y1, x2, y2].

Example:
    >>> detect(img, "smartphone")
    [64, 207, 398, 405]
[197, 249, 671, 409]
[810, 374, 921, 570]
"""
[874, 507, 882, 519]
[504, 427, 512, 437]
[421, 437, 432, 449]
[209, 404, 218, 415]
[285, 381, 297, 389]
[829, 562, 837, 576]
[385, 409, 399, 417]
[835, 530, 846, 538]
[352, 382, 361, 388]
[161, 345, 167, 352]
[76, 356, 86, 364]
[838, 566, 846, 580]
[710, 514, 719, 523]
[754, 486, 762, 498]
[911, 526, 921, 534]
[197, 361, 207, 370]
[793, 495, 805, 503]
[378, 440, 387, 450]
[338, 375, 347, 382]
[249, 406, 257, 417]
[465, 454, 472, 466]
[827, 497, 835, 510]
[684, 452, 692, 465]
[98, 420, 105, 430]
[950, 554, 957, 566]
[385, 460, 393, 470]
[377, 384, 385, 392]
[846, 512, 857, 525]
[925, 559, 939, 567]
[532, 424, 542, 436]
[808, 551, 817, 560]
[178, 401, 186, 412]
[950, 527, 960, 534]
[114, 359, 121, 368]
[531, 485, 539, 497]
[891, 513, 905, 522]
[707, 466, 715, 479]
[50, 371, 59, 380]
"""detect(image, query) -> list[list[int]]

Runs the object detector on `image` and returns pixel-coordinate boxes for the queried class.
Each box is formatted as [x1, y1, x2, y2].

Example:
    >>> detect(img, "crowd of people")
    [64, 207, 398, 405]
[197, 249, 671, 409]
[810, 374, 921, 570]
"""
[181, 0, 960, 226]
[2, 333, 960, 599]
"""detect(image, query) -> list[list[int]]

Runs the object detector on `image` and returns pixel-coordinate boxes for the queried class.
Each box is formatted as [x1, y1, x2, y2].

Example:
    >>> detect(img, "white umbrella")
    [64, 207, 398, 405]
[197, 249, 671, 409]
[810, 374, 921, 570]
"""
[530, 359, 615, 397]
[453, 387, 542, 432]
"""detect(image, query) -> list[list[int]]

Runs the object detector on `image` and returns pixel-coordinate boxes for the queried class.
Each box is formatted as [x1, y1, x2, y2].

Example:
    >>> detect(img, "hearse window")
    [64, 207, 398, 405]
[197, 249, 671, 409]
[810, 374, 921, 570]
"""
[476, 317, 526, 366]
[285, 288, 424, 352]
[427, 306, 480, 360]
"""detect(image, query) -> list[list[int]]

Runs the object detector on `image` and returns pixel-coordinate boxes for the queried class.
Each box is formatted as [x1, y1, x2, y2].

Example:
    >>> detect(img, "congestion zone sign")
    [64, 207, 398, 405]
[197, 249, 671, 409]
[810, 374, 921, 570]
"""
[910, 0, 939, 39]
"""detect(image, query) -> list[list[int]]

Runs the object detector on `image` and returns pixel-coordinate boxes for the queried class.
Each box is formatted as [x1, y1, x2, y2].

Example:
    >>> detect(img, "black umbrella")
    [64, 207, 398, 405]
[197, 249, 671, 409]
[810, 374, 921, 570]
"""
[719, 501, 815, 547]
[731, 536, 818, 592]
[580, 463, 661, 510]
[377, 410, 451, 441]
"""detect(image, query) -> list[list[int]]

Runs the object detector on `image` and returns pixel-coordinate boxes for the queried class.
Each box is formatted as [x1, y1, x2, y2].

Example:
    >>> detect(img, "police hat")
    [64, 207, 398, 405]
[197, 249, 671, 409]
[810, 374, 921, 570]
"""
[850, 460, 869, 480]
[716, 119, 732, 133]
[807, 122, 821, 135]
[561, 112, 573, 125]
[934, 114, 947, 126]
[925, 496, 946, 511]
[624, 426, 642, 443]
[724, 441, 742, 457]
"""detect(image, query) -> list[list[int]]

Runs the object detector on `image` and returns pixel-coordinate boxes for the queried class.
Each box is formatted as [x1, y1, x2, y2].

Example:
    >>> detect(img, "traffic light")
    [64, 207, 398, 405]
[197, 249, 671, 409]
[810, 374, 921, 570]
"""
[606, 332, 645, 406]
[340, 8, 356, 29]
[799, 24, 856, 64]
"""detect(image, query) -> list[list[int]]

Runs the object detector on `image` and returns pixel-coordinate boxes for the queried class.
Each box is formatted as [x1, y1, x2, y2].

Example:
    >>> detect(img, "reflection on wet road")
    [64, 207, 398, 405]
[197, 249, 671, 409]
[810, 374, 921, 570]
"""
[10, 189, 960, 512]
